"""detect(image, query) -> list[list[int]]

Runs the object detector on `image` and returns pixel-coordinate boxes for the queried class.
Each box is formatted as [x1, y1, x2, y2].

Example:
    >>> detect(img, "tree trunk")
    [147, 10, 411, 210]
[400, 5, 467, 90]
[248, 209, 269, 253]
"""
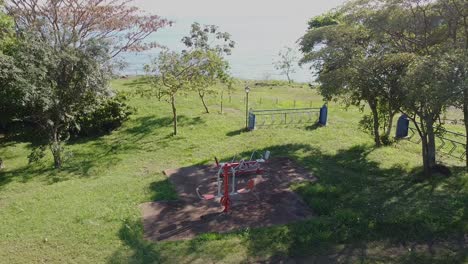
[157, 89, 162, 101]
[171, 95, 177, 136]
[369, 102, 382, 147]
[199, 91, 209, 114]
[421, 135, 431, 178]
[419, 118, 437, 178]
[426, 119, 437, 169]
[384, 111, 396, 139]
[49, 131, 63, 169]
[286, 73, 292, 84]
[220, 91, 223, 114]
[464, 89, 468, 169]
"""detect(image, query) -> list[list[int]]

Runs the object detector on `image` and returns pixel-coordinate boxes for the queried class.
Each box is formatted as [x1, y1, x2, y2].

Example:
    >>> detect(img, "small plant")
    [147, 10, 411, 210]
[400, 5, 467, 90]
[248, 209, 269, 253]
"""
[73, 94, 133, 137]
[27, 146, 47, 164]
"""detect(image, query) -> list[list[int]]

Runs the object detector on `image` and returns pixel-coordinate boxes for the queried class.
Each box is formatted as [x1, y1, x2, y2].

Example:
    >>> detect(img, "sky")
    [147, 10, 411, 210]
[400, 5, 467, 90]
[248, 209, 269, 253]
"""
[133, 0, 347, 18]
[122, 0, 348, 82]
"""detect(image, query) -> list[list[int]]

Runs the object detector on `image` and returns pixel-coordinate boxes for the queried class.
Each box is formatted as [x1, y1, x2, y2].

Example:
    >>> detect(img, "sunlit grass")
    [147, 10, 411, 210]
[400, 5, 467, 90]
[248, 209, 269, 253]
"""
[0, 77, 466, 263]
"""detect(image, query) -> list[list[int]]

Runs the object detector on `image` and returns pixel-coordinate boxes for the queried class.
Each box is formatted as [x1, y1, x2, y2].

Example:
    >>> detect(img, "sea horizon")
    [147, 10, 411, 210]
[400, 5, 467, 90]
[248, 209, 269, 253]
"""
[116, 15, 318, 83]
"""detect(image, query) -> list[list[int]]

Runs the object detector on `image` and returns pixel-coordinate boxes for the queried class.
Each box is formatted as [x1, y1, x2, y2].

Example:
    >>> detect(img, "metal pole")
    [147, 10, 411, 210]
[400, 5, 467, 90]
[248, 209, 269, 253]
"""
[245, 92, 249, 129]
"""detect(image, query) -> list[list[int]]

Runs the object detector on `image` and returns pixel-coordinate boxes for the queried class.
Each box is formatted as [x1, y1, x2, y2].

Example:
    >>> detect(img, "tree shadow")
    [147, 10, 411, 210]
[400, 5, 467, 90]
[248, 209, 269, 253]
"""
[0, 114, 208, 188]
[107, 218, 164, 263]
[128, 143, 467, 262]
[235, 144, 467, 262]
[0, 164, 56, 190]
[124, 115, 204, 137]
[122, 78, 149, 87]
[95, 143, 468, 262]
[305, 122, 323, 131]
[148, 179, 178, 201]
[225, 128, 248, 137]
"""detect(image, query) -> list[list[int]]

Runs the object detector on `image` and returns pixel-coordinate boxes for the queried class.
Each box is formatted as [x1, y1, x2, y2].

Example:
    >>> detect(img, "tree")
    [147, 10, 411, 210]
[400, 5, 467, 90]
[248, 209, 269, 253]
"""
[145, 49, 219, 135]
[0, 0, 13, 48]
[436, 0, 468, 167]
[181, 22, 235, 113]
[190, 52, 231, 114]
[0, 0, 16, 131]
[2, 36, 112, 168]
[299, 12, 408, 147]
[6, 0, 172, 55]
[343, 0, 464, 177]
[401, 52, 464, 175]
[3, 0, 171, 168]
[274, 46, 298, 84]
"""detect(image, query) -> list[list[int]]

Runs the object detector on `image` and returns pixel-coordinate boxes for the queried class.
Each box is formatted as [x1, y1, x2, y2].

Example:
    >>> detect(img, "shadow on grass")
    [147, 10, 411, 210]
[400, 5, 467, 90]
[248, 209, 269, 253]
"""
[240, 144, 467, 262]
[149, 179, 178, 201]
[107, 219, 164, 263]
[305, 122, 323, 131]
[225, 128, 248, 137]
[109, 143, 467, 263]
[122, 78, 149, 87]
[0, 114, 207, 188]
[124, 115, 204, 137]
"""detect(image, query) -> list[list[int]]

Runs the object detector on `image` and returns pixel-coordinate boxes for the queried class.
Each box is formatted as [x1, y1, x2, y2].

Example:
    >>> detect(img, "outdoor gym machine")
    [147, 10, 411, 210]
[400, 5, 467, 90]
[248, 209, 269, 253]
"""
[196, 150, 270, 213]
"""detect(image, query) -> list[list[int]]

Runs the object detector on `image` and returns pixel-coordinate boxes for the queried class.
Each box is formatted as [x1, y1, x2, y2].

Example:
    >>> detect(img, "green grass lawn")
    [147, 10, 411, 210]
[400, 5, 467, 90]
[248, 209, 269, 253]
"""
[0, 78, 467, 263]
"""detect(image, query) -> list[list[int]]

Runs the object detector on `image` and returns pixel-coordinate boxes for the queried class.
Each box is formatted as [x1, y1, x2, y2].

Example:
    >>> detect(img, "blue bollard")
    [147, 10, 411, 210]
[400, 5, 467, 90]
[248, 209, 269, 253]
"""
[318, 104, 328, 126]
[248, 112, 256, 130]
[395, 115, 409, 138]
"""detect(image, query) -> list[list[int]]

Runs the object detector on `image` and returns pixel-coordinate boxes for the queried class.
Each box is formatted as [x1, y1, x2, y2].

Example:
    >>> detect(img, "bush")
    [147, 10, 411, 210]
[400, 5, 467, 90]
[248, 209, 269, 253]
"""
[73, 93, 133, 137]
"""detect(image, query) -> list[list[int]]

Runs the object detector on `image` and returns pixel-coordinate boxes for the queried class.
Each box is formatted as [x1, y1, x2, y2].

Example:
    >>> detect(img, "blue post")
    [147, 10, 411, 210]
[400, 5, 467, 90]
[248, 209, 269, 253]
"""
[395, 115, 409, 138]
[248, 112, 256, 130]
[318, 104, 328, 126]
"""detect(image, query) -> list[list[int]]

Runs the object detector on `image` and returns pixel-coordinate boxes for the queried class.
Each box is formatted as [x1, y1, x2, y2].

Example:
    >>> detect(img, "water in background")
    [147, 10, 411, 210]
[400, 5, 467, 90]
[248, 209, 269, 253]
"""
[116, 16, 316, 83]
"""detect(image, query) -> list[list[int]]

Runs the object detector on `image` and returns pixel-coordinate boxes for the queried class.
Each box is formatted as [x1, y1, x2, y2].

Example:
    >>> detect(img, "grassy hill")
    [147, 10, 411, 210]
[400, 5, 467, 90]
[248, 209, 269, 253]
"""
[0, 78, 466, 263]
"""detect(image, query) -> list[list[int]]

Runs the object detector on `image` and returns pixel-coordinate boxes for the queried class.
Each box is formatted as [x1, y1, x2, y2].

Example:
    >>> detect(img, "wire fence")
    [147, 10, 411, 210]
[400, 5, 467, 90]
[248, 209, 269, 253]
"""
[406, 124, 467, 161]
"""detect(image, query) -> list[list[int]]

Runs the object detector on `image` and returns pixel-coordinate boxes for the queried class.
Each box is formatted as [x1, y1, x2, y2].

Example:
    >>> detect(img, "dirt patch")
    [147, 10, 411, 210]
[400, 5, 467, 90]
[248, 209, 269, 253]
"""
[141, 157, 317, 241]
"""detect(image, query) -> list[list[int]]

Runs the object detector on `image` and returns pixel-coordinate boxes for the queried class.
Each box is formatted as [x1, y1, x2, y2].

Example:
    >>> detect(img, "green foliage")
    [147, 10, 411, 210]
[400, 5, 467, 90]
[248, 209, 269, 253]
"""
[73, 94, 133, 137]
[0, 0, 13, 49]
[145, 48, 232, 132]
[307, 12, 340, 29]
[27, 146, 47, 164]
[300, 12, 407, 147]
[274, 46, 298, 84]
[301, 0, 467, 175]
[181, 22, 236, 55]
[180, 22, 235, 113]
[1, 35, 112, 168]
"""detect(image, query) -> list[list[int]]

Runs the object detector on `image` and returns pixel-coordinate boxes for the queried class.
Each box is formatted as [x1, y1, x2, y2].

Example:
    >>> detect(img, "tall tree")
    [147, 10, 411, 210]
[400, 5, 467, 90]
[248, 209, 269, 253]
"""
[436, 0, 468, 167]
[0, 0, 17, 131]
[3, 0, 171, 168]
[300, 12, 407, 146]
[6, 0, 172, 55]
[145, 49, 224, 135]
[274, 46, 298, 84]
[181, 22, 235, 113]
[0, 0, 13, 47]
[2, 36, 112, 168]
[401, 52, 464, 175]
[346, 0, 464, 176]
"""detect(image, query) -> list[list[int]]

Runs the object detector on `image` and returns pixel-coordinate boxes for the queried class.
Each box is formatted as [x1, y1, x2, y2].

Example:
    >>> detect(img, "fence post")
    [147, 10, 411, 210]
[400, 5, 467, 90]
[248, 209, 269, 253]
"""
[248, 111, 256, 131]
[318, 104, 328, 126]
[395, 115, 409, 138]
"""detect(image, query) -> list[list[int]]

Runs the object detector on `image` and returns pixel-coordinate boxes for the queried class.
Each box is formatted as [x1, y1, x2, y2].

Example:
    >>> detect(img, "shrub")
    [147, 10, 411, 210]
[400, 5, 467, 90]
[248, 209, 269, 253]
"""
[73, 93, 133, 137]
